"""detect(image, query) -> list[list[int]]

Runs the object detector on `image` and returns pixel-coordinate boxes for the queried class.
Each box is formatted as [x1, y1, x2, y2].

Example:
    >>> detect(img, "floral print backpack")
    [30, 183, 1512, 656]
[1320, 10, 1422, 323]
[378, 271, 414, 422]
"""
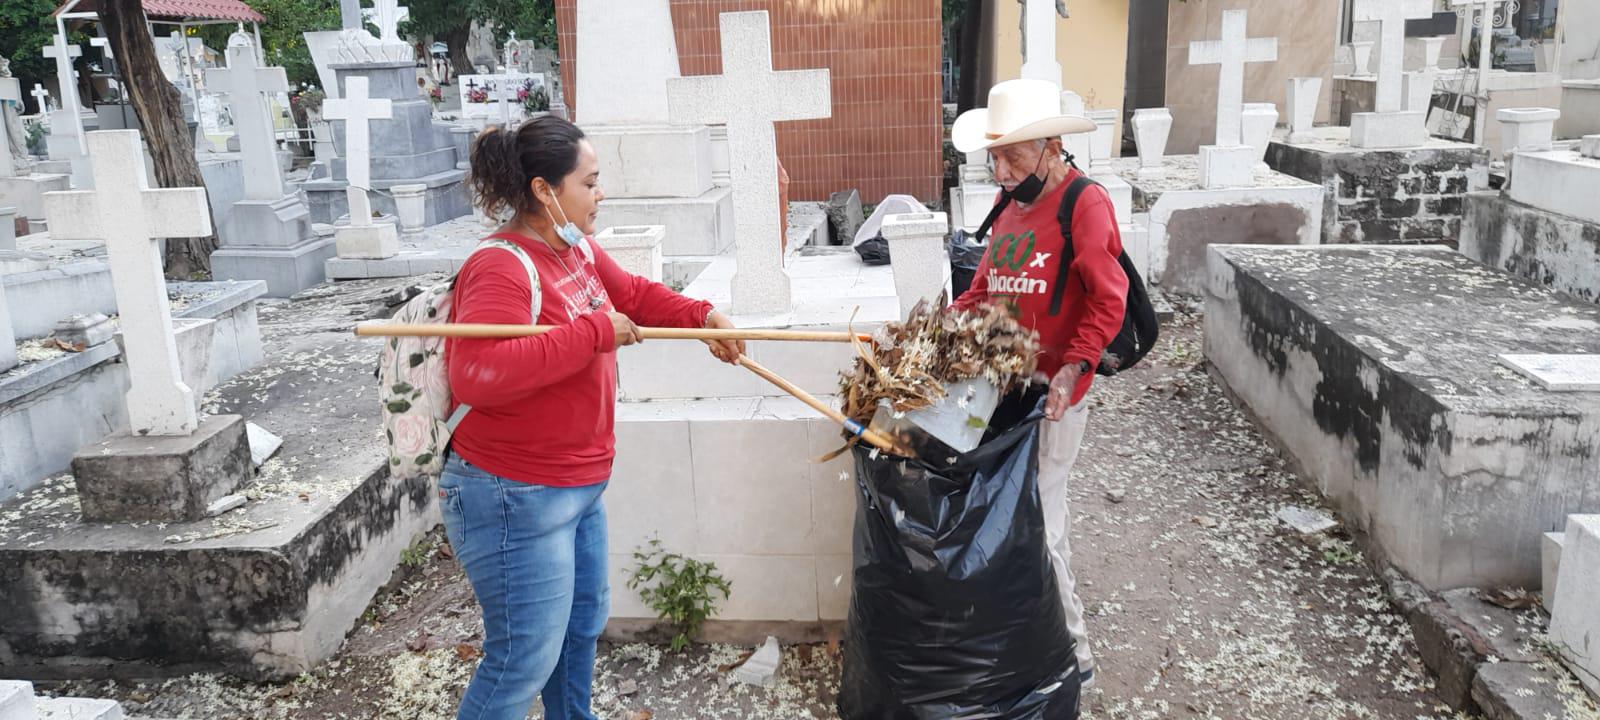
[377, 239, 539, 480]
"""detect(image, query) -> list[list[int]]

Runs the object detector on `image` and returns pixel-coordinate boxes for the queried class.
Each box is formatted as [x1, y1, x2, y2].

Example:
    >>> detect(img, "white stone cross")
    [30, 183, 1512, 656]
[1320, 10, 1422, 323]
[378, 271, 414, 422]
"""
[31, 83, 51, 112]
[666, 11, 831, 316]
[42, 130, 214, 436]
[42, 38, 85, 151]
[340, 0, 363, 31]
[1020, 0, 1063, 85]
[0, 78, 19, 177]
[322, 76, 392, 227]
[1353, 0, 1433, 114]
[206, 33, 290, 201]
[1188, 10, 1277, 147]
[1450, 0, 1516, 144]
[366, 0, 409, 44]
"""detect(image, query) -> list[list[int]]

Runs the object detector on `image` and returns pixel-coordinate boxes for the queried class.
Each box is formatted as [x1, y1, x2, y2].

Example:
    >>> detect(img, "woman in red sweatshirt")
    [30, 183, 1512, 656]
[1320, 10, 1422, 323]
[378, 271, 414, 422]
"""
[440, 116, 743, 720]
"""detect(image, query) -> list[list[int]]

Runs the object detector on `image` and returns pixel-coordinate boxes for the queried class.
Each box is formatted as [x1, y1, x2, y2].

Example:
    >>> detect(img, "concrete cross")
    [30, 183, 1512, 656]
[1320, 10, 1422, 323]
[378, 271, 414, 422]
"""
[43, 37, 86, 154]
[1020, 0, 1064, 85]
[1353, 0, 1433, 114]
[206, 33, 290, 201]
[322, 76, 392, 227]
[30, 83, 50, 112]
[367, 0, 409, 43]
[1450, 0, 1515, 143]
[42, 130, 214, 436]
[666, 11, 831, 316]
[1189, 9, 1277, 147]
[0, 78, 19, 177]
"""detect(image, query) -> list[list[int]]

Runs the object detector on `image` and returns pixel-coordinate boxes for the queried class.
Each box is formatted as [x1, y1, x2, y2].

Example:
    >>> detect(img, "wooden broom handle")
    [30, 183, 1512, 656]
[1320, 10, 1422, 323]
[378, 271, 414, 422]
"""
[355, 323, 872, 344]
[735, 355, 901, 455]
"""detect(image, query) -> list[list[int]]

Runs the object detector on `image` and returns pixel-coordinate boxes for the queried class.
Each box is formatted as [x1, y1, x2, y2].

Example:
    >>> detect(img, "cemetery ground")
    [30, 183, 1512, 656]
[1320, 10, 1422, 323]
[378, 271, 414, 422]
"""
[21, 278, 1597, 720]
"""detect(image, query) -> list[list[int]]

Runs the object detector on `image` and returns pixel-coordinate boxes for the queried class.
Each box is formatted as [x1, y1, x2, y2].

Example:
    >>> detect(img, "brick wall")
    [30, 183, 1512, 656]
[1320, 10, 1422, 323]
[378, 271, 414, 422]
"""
[555, 0, 943, 204]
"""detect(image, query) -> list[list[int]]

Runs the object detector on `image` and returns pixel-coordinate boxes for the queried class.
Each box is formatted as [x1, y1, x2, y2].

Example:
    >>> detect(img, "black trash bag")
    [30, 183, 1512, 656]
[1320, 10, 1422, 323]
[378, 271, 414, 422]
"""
[838, 401, 1081, 720]
[948, 229, 988, 299]
[855, 233, 892, 265]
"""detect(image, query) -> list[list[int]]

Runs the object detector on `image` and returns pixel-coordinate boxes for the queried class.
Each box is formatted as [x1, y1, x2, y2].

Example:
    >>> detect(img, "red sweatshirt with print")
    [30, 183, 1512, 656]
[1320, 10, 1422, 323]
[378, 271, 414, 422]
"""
[953, 168, 1128, 405]
[446, 232, 714, 487]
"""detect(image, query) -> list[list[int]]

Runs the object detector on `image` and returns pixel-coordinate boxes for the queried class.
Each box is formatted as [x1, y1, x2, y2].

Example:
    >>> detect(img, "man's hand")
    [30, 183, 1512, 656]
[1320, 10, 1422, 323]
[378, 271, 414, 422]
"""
[703, 310, 744, 364]
[1045, 362, 1084, 421]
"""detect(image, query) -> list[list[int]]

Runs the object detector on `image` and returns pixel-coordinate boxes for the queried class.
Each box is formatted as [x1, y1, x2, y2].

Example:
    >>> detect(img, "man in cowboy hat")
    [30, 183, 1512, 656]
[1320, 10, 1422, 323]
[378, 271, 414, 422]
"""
[951, 77, 1129, 689]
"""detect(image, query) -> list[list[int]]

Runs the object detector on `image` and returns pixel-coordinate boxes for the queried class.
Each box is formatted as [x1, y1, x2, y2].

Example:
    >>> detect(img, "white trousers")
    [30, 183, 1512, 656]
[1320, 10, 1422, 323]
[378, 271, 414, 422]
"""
[1037, 398, 1094, 669]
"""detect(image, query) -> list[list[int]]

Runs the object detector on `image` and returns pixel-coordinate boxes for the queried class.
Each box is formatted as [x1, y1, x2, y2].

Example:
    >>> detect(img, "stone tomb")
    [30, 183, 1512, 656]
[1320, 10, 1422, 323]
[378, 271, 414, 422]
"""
[1266, 126, 1489, 245]
[1549, 515, 1600, 698]
[1205, 244, 1600, 590]
[1111, 154, 1322, 296]
[577, 0, 734, 271]
[1461, 130, 1600, 303]
[300, 61, 471, 227]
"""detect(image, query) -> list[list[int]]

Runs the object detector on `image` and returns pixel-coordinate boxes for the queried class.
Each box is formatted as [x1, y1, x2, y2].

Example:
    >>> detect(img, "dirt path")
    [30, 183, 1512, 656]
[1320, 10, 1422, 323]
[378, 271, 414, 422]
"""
[45, 287, 1467, 719]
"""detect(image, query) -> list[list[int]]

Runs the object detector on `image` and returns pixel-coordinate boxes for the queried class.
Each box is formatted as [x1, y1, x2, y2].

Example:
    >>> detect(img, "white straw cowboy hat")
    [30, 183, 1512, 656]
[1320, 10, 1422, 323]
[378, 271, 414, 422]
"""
[952, 78, 1096, 154]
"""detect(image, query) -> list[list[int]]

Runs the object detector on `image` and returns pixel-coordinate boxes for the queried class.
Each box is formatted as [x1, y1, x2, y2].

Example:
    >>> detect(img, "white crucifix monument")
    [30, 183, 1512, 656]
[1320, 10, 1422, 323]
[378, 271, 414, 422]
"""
[0, 77, 19, 177]
[206, 33, 289, 202]
[666, 11, 831, 316]
[1020, 0, 1063, 85]
[1349, 0, 1433, 148]
[30, 83, 51, 113]
[1188, 9, 1277, 189]
[45, 130, 254, 522]
[323, 76, 397, 258]
[42, 39, 85, 155]
[365, 0, 410, 45]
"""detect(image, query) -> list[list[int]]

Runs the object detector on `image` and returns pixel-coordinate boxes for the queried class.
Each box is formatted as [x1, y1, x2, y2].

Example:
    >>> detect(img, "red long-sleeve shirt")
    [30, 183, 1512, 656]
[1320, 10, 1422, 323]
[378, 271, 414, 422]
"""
[446, 231, 714, 486]
[953, 168, 1128, 405]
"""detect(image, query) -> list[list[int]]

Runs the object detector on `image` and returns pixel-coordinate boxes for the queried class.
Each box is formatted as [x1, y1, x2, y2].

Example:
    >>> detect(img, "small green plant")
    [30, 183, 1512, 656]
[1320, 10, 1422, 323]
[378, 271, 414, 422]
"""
[399, 536, 433, 568]
[626, 537, 732, 652]
[24, 119, 46, 154]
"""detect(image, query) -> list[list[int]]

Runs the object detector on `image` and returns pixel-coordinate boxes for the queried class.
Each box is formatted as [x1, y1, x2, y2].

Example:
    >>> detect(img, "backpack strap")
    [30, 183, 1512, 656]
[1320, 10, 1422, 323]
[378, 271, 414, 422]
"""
[970, 192, 1014, 245]
[1048, 175, 1100, 316]
[446, 238, 543, 434]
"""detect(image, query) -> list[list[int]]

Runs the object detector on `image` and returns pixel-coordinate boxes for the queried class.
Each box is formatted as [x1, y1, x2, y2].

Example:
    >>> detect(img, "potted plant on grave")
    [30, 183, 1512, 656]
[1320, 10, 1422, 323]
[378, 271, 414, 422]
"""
[518, 78, 549, 115]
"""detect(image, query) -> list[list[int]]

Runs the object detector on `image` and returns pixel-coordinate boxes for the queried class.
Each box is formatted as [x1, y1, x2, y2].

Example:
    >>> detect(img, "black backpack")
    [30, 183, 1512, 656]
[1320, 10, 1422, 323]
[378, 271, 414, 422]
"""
[971, 175, 1159, 377]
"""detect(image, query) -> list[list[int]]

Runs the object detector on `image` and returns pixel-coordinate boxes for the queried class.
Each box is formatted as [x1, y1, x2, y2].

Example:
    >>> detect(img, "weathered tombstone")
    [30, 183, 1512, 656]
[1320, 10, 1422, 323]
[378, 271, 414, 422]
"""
[1348, 0, 1433, 149]
[1188, 9, 1277, 189]
[881, 212, 951, 320]
[666, 11, 831, 316]
[1549, 514, 1600, 697]
[43, 130, 251, 522]
[1286, 77, 1322, 143]
[1131, 108, 1172, 178]
[322, 76, 398, 258]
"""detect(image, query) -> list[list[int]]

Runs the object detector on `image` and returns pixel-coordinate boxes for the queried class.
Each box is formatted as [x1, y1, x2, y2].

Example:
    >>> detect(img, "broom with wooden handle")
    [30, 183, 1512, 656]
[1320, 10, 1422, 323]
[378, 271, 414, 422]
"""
[354, 322, 872, 343]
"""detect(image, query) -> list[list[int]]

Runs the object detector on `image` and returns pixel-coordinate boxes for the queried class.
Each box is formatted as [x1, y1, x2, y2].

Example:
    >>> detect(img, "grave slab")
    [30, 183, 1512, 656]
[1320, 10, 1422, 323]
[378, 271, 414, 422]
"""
[1205, 245, 1600, 590]
[70, 414, 249, 524]
[1266, 125, 1489, 244]
[0, 174, 72, 226]
[1498, 354, 1600, 391]
[1113, 155, 1322, 296]
[596, 186, 734, 257]
[1550, 514, 1600, 697]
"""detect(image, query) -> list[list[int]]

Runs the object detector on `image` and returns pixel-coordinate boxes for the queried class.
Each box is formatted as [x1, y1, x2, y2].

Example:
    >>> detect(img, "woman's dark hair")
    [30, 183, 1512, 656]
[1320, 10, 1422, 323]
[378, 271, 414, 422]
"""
[469, 116, 586, 220]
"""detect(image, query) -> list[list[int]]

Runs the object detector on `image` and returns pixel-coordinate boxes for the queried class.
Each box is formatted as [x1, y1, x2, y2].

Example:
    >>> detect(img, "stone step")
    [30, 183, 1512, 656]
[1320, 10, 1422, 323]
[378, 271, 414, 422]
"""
[33, 697, 124, 720]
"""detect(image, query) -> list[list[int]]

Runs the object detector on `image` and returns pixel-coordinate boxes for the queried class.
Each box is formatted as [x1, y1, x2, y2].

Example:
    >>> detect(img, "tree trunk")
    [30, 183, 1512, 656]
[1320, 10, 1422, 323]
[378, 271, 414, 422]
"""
[98, 0, 218, 279]
[441, 24, 473, 76]
[957, 0, 985, 113]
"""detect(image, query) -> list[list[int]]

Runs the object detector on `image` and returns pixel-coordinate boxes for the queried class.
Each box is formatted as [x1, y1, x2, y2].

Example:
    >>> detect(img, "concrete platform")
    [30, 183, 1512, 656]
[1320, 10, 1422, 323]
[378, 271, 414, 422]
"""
[1113, 156, 1323, 296]
[0, 309, 435, 680]
[1266, 126, 1490, 245]
[1205, 244, 1600, 591]
[1460, 191, 1600, 305]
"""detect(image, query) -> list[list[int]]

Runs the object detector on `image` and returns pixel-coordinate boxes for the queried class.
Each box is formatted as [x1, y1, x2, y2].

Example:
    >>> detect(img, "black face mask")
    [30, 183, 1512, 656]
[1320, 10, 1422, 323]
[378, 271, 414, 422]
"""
[1006, 148, 1050, 204]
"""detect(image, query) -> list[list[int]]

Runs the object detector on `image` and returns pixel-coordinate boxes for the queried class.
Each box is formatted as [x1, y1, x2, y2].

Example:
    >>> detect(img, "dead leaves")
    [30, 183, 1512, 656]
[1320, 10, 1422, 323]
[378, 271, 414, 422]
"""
[50, 337, 88, 353]
[839, 296, 1039, 433]
[1482, 587, 1539, 610]
[453, 643, 482, 662]
[626, 711, 653, 720]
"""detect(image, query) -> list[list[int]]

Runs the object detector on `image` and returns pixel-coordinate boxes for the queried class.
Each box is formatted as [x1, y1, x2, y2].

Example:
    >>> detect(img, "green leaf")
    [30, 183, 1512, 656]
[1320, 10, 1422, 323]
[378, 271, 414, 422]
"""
[409, 353, 425, 368]
[966, 416, 988, 429]
[415, 453, 434, 466]
[386, 399, 412, 413]
[391, 382, 415, 394]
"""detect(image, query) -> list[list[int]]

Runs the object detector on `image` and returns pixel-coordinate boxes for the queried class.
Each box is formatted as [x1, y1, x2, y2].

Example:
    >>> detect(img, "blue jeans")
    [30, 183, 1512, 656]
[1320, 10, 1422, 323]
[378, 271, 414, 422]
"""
[438, 453, 610, 720]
